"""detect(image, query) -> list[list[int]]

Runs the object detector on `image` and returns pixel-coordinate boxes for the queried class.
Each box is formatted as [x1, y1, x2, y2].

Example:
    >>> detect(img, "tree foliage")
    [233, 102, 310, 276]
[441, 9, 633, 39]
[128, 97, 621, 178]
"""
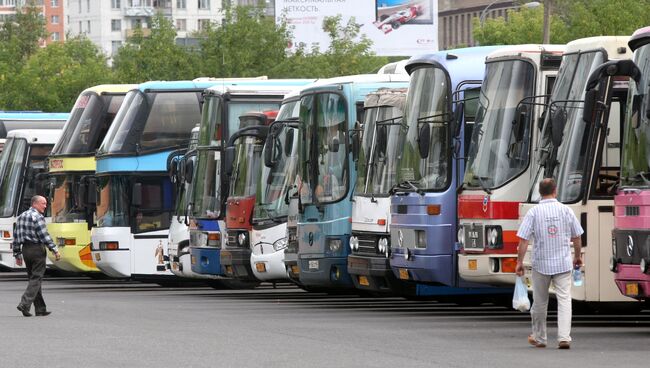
[112, 13, 200, 83]
[474, 0, 650, 46]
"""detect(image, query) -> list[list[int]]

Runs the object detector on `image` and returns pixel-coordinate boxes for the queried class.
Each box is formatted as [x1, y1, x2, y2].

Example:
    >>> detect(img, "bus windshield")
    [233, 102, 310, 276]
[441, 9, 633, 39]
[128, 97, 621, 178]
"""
[50, 174, 85, 223]
[396, 66, 450, 191]
[229, 136, 264, 198]
[621, 43, 650, 188]
[356, 90, 406, 195]
[0, 138, 27, 218]
[464, 59, 535, 189]
[254, 100, 301, 222]
[299, 93, 348, 205]
[98, 90, 201, 155]
[537, 50, 606, 202]
[52, 93, 125, 155]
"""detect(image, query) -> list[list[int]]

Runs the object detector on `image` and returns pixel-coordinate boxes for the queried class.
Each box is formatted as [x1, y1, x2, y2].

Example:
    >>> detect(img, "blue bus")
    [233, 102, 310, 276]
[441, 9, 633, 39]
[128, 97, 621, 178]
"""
[296, 74, 409, 290]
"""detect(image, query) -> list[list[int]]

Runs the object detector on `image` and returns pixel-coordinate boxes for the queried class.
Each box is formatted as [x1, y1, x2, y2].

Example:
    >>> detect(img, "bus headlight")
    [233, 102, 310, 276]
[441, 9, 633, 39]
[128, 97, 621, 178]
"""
[641, 258, 649, 274]
[328, 238, 342, 253]
[238, 232, 248, 246]
[485, 226, 503, 249]
[457, 228, 465, 247]
[415, 230, 426, 249]
[349, 236, 359, 251]
[378, 237, 389, 256]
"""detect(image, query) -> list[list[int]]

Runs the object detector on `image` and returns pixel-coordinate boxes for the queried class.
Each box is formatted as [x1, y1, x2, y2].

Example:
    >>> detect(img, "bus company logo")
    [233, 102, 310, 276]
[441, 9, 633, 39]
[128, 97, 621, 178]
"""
[308, 232, 314, 246]
[482, 195, 489, 213]
[50, 159, 63, 169]
[627, 235, 634, 257]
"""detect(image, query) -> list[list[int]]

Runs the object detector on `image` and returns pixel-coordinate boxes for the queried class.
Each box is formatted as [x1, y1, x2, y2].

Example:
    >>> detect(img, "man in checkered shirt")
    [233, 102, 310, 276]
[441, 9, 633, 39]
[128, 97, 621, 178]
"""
[515, 178, 583, 349]
[13, 195, 61, 317]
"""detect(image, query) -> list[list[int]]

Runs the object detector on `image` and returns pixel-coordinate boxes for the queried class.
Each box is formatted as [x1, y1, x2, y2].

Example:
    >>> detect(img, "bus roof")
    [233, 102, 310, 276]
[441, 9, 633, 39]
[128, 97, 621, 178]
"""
[301, 74, 410, 90]
[7, 129, 61, 144]
[564, 36, 631, 58]
[204, 79, 315, 96]
[486, 44, 565, 60]
[0, 112, 69, 121]
[135, 80, 222, 91]
[80, 84, 139, 95]
[629, 26, 650, 51]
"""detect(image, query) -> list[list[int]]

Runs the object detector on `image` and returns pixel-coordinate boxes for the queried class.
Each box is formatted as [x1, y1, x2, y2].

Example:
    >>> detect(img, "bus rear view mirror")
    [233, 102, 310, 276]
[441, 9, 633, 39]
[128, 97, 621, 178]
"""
[225, 146, 235, 177]
[284, 128, 294, 157]
[376, 125, 387, 158]
[184, 159, 194, 184]
[418, 123, 430, 159]
[582, 89, 597, 124]
[551, 107, 567, 147]
[513, 107, 528, 143]
[453, 102, 464, 137]
[328, 137, 340, 153]
[87, 179, 97, 206]
[132, 182, 142, 207]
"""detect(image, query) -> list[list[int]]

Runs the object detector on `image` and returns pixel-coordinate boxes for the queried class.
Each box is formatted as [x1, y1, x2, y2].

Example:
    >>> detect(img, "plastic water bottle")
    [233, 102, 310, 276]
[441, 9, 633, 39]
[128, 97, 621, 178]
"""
[572, 266, 583, 287]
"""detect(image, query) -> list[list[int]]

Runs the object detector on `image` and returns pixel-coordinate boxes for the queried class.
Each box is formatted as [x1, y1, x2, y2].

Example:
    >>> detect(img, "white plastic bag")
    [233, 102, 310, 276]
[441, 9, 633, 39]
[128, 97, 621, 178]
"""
[512, 276, 531, 312]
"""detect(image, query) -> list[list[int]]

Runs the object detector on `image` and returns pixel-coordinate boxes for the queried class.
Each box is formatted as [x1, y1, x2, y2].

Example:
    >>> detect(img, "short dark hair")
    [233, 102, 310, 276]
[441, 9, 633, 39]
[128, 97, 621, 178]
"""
[539, 178, 557, 197]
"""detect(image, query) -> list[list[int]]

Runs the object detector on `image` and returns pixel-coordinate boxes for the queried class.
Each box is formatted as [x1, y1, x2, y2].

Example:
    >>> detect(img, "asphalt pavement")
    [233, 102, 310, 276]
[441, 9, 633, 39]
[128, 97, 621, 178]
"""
[1, 272, 648, 368]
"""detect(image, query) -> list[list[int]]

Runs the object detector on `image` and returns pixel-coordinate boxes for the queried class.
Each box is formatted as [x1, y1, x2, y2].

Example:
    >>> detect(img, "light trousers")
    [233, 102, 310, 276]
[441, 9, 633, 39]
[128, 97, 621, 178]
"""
[531, 270, 572, 344]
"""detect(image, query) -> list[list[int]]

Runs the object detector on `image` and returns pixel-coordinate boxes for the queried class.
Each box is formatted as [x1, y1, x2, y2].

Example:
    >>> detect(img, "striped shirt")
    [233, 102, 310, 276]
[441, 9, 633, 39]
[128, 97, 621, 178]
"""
[12, 207, 57, 257]
[516, 198, 583, 275]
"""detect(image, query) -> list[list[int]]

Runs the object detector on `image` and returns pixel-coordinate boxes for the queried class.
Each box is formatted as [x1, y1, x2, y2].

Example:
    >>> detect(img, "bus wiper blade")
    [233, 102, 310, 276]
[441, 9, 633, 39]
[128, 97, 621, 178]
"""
[390, 180, 424, 195]
[417, 113, 451, 126]
[473, 175, 492, 195]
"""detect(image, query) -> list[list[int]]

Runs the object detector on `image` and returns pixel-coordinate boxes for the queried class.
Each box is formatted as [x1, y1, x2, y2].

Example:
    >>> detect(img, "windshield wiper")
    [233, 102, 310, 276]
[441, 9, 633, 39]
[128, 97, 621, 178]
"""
[417, 112, 451, 126]
[389, 180, 424, 195]
[623, 171, 650, 186]
[255, 206, 283, 223]
[473, 175, 492, 195]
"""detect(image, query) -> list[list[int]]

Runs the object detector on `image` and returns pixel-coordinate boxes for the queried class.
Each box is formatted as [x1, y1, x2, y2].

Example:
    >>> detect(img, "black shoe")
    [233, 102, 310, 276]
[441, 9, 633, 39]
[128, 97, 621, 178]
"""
[35, 311, 51, 317]
[17, 305, 32, 317]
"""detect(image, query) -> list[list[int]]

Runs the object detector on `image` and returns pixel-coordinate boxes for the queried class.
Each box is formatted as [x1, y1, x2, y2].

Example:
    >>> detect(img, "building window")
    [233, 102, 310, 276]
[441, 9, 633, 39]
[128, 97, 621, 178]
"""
[176, 0, 185, 9]
[51, 0, 59, 7]
[79, 21, 82, 33]
[198, 0, 209, 10]
[197, 19, 210, 30]
[78, 0, 81, 12]
[87, 0, 90, 12]
[51, 32, 60, 41]
[111, 19, 121, 31]
[51, 15, 59, 24]
[175, 18, 186, 31]
[112, 40, 122, 56]
[87, 20, 91, 34]
[112, 0, 121, 8]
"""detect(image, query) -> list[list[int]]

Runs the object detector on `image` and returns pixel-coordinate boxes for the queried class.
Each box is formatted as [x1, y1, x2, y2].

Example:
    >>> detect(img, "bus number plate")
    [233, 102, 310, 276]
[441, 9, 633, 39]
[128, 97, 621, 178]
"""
[308, 260, 319, 270]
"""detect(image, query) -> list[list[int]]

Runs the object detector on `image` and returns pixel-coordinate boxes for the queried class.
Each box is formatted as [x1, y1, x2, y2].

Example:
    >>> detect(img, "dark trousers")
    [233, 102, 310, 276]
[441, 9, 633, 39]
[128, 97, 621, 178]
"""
[19, 244, 47, 313]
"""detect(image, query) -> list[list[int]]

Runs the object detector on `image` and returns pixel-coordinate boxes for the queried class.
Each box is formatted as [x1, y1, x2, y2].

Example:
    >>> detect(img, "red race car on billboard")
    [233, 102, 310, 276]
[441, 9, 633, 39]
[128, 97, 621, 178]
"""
[373, 5, 423, 34]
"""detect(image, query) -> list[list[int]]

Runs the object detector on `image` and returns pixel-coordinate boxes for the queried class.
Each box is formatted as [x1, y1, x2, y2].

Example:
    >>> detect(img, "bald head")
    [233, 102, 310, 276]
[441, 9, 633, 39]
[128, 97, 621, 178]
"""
[539, 178, 557, 198]
[31, 195, 47, 214]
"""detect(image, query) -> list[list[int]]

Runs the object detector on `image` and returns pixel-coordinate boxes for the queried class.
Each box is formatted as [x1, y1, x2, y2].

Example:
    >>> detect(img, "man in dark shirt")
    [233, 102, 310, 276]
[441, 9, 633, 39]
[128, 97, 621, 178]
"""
[14, 195, 60, 317]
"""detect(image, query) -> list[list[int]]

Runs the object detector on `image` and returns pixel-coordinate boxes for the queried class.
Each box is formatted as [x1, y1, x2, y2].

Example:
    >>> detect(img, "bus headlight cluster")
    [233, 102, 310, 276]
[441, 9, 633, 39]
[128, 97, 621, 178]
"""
[273, 237, 288, 252]
[349, 236, 359, 251]
[485, 226, 503, 249]
[641, 258, 649, 274]
[328, 238, 342, 253]
[377, 237, 390, 258]
[237, 232, 248, 247]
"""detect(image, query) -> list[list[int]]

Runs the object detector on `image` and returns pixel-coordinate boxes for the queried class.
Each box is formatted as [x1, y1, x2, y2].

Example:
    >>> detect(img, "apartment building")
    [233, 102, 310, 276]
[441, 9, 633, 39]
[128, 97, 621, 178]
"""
[0, 0, 64, 45]
[65, 0, 224, 57]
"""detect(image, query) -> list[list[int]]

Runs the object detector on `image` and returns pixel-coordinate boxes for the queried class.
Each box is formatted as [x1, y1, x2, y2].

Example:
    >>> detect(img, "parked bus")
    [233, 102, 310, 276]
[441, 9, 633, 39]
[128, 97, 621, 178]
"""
[188, 81, 313, 280]
[518, 37, 635, 305]
[220, 111, 276, 280]
[456, 45, 564, 285]
[0, 112, 67, 151]
[588, 28, 650, 302]
[296, 75, 409, 291]
[0, 129, 65, 270]
[89, 80, 219, 279]
[167, 126, 200, 278]
[387, 47, 516, 299]
[347, 87, 408, 293]
[46, 85, 135, 273]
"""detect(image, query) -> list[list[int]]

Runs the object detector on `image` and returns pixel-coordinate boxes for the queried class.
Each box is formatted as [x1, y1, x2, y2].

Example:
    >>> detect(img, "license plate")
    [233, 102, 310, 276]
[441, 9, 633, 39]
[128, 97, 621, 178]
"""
[191, 256, 196, 265]
[291, 265, 300, 274]
[468, 259, 477, 271]
[255, 262, 266, 273]
[399, 268, 409, 280]
[308, 260, 319, 270]
[358, 275, 370, 286]
[94, 253, 101, 262]
[625, 282, 639, 296]
[225, 265, 233, 275]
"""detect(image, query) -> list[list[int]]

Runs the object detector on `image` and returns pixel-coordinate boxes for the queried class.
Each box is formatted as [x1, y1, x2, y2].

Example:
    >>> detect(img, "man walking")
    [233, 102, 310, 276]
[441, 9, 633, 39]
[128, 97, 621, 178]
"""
[14, 195, 60, 317]
[515, 178, 583, 349]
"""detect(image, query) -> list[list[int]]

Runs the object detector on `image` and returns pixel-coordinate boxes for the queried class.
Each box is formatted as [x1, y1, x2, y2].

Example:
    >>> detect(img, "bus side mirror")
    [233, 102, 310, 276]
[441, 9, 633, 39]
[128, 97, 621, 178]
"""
[87, 179, 97, 206]
[582, 89, 598, 124]
[284, 129, 294, 157]
[418, 123, 430, 159]
[328, 137, 340, 153]
[132, 182, 142, 207]
[350, 131, 360, 163]
[225, 146, 235, 177]
[513, 106, 528, 142]
[184, 159, 194, 184]
[264, 135, 278, 168]
[551, 107, 567, 147]
[376, 125, 387, 158]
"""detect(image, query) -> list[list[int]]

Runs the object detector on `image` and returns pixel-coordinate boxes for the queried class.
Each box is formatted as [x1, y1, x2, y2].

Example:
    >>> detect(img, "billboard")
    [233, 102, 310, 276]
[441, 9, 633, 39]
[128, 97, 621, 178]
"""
[275, 0, 438, 56]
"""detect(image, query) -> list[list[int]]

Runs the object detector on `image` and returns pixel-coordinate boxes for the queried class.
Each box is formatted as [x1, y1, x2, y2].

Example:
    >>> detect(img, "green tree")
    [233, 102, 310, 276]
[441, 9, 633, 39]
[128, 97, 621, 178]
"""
[473, 5, 569, 45]
[0, 3, 47, 68]
[197, 5, 292, 77]
[112, 13, 199, 83]
[558, 0, 650, 39]
[2, 36, 114, 112]
[272, 15, 388, 78]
